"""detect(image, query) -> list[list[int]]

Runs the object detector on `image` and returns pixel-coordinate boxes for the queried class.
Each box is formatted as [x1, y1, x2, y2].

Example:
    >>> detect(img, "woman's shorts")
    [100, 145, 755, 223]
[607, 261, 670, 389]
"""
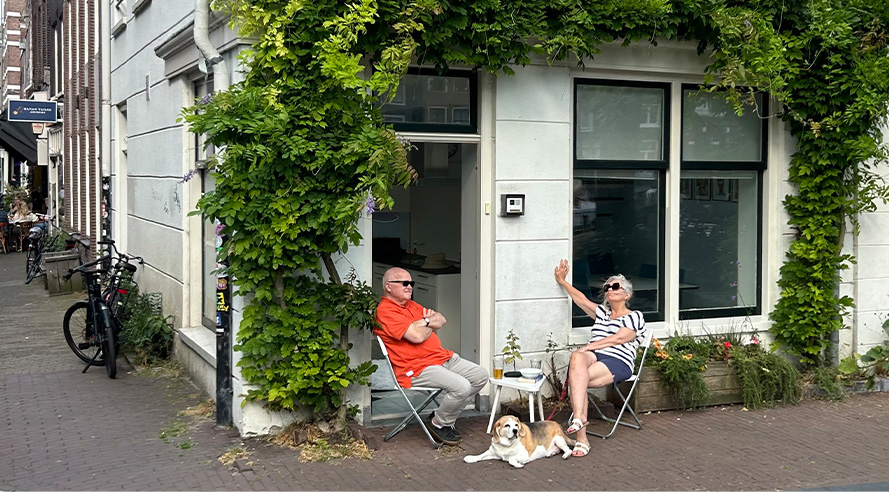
[594, 352, 632, 383]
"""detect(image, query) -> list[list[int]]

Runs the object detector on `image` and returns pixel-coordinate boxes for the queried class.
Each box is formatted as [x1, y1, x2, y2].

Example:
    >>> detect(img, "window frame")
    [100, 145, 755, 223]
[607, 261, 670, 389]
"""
[574, 79, 672, 171]
[382, 67, 478, 134]
[678, 84, 767, 320]
[680, 85, 769, 171]
[572, 77, 671, 324]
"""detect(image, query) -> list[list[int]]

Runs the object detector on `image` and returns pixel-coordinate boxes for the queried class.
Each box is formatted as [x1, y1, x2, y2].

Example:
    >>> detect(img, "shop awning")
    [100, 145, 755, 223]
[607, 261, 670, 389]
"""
[0, 111, 39, 164]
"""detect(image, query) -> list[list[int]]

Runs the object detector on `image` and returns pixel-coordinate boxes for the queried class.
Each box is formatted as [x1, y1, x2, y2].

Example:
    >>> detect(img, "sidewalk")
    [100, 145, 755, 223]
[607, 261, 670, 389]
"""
[2, 250, 889, 491]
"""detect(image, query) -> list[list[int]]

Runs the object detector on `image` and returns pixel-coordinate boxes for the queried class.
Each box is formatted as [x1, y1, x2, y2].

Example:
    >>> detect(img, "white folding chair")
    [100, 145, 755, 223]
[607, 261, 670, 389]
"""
[573, 328, 654, 439]
[376, 336, 444, 448]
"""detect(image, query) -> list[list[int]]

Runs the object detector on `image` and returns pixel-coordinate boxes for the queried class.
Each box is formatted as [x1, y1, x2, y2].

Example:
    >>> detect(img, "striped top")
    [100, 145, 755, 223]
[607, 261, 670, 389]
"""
[590, 305, 646, 370]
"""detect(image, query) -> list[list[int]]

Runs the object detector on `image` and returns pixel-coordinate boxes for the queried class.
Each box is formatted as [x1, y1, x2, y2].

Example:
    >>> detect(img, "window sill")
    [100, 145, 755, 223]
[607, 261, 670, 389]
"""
[111, 19, 126, 37]
[178, 326, 216, 367]
[132, 0, 150, 14]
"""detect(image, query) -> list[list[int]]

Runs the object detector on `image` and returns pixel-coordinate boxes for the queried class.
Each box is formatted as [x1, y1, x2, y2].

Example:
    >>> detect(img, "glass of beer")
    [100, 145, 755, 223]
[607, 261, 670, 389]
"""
[493, 355, 504, 379]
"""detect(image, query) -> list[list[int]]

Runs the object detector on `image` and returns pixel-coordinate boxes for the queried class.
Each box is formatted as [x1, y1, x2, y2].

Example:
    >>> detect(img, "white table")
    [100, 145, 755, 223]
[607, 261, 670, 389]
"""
[486, 376, 546, 433]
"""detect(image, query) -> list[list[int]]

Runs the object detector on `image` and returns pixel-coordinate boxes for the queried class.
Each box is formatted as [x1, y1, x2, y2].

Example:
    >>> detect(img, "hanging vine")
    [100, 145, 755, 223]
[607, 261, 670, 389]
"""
[183, 0, 889, 425]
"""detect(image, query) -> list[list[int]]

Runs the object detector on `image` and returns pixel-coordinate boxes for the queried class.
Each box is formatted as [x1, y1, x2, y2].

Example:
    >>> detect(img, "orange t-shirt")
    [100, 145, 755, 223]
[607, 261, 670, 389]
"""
[374, 296, 453, 388]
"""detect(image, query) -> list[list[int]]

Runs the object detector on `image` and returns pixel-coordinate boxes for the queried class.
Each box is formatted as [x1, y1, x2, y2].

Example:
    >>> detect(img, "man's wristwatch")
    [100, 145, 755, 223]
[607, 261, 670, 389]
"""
[424, 317, 430, 327]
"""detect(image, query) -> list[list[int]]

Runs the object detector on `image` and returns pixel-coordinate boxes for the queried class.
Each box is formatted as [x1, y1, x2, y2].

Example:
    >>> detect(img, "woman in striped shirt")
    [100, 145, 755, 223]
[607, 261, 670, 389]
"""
[554, 259, 647, 456]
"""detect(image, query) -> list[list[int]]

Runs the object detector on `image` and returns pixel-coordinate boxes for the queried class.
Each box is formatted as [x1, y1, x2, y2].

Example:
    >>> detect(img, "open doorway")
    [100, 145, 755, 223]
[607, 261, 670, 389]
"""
[369, 141, 479, 421]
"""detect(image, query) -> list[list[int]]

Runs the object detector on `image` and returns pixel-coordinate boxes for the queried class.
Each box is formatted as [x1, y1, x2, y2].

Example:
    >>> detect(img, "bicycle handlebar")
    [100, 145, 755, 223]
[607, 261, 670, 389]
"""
[98, 239, 144, 265]
[64, 254, 111, 281]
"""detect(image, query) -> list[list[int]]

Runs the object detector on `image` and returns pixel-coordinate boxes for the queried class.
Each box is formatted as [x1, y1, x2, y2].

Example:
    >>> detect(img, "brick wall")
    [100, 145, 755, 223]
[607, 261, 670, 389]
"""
[25, 0, 50, 95]
[2, 0, 25, 105]
[63, 0, 100, 255]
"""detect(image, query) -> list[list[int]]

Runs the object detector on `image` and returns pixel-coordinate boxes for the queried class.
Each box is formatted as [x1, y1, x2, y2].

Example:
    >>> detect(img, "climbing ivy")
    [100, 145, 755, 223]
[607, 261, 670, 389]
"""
[185, 0, 889, 423]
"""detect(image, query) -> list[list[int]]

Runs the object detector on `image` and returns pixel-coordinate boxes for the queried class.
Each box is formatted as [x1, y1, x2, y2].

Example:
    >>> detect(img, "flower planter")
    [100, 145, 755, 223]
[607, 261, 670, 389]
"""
[609, 361, 743, 412]
[43, 250, 84, 296]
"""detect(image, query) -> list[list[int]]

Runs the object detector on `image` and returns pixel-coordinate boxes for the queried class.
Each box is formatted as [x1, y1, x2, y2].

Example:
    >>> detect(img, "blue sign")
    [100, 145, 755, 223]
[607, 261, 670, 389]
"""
[7, 99, 58, 123]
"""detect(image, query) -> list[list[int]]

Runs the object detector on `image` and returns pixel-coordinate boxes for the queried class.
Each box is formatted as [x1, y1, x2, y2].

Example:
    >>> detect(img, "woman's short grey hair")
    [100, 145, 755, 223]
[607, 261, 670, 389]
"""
[600, 274, 633, 309]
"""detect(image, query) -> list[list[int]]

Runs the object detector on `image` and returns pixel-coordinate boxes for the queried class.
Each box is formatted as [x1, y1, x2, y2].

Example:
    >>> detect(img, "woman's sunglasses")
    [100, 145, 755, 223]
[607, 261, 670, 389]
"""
[387, 280, 416, 287]
[603, 282, 623, 292]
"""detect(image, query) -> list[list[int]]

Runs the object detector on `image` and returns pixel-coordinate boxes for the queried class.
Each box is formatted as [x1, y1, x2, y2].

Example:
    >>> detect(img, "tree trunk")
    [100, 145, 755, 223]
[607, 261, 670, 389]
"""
[320, 253, 349, 424]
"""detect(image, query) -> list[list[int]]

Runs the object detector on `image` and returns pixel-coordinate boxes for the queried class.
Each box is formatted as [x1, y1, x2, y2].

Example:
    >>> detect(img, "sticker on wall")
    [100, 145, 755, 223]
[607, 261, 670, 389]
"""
[216, 291, 230, 312]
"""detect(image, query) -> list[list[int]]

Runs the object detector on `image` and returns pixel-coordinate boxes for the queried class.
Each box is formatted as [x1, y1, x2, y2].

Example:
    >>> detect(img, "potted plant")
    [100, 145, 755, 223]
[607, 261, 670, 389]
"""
[622, 331, 800, 412]
[501, 329, 523, 377]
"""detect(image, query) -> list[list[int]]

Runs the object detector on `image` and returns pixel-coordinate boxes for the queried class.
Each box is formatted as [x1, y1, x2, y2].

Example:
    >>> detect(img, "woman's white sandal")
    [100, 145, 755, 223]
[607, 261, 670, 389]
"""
[566, 418, 587, 434]
[572, 441, 590, 457]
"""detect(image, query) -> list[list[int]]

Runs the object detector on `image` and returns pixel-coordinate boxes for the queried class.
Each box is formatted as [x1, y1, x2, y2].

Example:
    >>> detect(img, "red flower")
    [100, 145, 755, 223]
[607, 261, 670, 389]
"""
[724, 342, 732, 348]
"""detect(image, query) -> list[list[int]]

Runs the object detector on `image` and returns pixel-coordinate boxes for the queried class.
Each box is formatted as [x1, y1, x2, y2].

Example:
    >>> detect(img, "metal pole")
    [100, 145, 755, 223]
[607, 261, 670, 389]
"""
[215, 223, 233, 426]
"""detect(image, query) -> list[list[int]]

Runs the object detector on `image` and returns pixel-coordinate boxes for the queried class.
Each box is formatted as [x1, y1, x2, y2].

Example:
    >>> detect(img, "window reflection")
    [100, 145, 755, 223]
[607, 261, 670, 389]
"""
[572, 170, 661, 324]
[380, 73, 474, 128]
[576, 85, 665, 161]
[679, 171, 758, 314]
[682, 91, 763, 162]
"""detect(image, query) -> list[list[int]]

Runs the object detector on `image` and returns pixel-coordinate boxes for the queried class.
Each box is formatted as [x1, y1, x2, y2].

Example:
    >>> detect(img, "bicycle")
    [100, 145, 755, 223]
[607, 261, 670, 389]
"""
[24, 214, 77, 284]
[62, 241, 140, 378]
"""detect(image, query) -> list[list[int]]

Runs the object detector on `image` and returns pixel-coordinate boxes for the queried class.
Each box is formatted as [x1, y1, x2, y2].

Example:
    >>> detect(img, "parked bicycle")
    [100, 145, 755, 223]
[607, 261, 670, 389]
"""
[62, 240, 142, 378]
[24, 214, 78, 284]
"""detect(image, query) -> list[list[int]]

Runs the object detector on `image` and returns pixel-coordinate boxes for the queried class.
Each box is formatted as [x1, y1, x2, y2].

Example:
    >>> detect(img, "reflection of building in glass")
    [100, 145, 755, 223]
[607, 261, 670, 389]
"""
[379, 73, 473, 127]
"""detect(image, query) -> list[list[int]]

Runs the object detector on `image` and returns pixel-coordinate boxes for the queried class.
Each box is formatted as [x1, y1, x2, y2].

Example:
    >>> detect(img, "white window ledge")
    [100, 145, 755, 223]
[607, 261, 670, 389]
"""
[178, 326, 217, 366]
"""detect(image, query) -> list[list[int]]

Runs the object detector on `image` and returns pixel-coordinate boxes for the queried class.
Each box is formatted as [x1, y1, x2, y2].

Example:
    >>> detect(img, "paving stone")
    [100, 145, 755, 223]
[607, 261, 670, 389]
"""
[3, 251, 889, 490]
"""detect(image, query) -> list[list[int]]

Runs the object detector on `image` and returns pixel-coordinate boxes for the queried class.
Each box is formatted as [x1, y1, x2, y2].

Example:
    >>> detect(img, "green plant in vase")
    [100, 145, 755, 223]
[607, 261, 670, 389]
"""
[501, 329, 522, 375]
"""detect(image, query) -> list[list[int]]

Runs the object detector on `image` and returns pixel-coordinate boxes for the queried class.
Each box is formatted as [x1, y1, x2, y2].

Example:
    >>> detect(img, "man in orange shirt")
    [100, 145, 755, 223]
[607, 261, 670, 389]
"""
[375, 267, 487, 445]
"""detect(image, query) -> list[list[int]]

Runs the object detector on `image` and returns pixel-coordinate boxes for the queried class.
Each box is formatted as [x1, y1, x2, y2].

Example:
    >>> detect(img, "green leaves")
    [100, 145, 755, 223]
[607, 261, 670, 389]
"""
[195, 0, 889, 417]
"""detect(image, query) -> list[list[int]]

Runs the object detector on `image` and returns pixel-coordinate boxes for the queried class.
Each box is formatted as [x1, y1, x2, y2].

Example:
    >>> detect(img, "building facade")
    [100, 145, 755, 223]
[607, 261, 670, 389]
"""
[1, 0, 25, 189]
[109, 6, 889, 437]
[59, 0, 101, 245]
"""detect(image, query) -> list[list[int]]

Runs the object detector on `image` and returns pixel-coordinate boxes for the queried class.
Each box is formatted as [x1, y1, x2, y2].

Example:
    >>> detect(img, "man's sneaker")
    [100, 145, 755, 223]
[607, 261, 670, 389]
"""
[425, 414, 461, 445]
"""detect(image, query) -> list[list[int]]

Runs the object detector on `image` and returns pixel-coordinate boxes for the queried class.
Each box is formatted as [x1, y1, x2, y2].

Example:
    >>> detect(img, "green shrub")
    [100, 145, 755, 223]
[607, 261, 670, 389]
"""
[120, 292, 173, 365]
[650, 333, 800, 410]
[731, 344, 801, 409]
[650, 333, 712, 410]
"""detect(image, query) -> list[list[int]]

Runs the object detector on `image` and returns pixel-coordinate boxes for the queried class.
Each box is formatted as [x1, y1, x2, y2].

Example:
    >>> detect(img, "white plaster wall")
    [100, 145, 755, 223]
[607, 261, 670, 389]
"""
[847, 157, 889, 353]
[110, 4, 195, 69]
[492, 64, 573, 357]
[490, 43, 801, 366]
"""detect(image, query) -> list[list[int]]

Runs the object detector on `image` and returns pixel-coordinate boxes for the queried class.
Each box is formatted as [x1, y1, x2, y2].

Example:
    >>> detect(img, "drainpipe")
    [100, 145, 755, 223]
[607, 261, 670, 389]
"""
[194, 0, 232, 427]
[194, 0, 229, 89]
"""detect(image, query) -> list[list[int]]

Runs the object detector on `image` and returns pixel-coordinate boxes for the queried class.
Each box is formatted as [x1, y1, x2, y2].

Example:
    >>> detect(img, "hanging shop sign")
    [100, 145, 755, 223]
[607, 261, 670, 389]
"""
[7, 99, 58, 123]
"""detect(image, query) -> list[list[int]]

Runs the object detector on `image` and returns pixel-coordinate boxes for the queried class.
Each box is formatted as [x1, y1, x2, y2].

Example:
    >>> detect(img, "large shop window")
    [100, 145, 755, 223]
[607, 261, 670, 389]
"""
[572, 81, 765, 325]
[379, 68, 477, 133]
[573, 80, 669, 325]
[679, 88, 765, 319]
[573, 170, 663, 324]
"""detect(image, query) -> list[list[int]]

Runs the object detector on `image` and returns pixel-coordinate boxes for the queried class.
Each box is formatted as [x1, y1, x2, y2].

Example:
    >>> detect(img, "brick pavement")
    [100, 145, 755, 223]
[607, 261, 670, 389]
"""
[2, 250, 889, 491]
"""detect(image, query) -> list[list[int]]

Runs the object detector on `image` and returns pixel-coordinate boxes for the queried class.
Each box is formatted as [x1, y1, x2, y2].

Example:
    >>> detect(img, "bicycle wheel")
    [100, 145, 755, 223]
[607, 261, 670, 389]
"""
[25, 248, 42, 284]
[102, 318, 117, 379]
[63, 301, 105, 365]
[25, 247, 35, 279]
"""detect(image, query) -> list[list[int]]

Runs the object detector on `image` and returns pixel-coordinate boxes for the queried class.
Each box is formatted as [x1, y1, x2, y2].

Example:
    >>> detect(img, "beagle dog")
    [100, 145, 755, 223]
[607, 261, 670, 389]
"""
[464, 415, 576, 468]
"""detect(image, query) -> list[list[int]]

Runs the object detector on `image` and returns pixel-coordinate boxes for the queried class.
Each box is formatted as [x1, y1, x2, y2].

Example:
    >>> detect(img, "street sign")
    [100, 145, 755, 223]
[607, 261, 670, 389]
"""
[7, 99, 58, 123]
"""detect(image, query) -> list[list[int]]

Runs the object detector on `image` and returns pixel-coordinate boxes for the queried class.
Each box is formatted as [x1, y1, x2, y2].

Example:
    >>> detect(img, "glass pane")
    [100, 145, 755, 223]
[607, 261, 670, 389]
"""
[576, 85, 665, 161]
[380, 74, 473, 128]
[572, 170, 661, 324]
[679, 171, 758, 313]
[682, 91, 763, 162]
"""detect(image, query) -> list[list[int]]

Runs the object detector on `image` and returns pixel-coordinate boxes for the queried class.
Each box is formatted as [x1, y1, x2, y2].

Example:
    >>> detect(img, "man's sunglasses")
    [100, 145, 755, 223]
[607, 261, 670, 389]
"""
[604, 282, 623, 292]
[387, 280, 416, 287]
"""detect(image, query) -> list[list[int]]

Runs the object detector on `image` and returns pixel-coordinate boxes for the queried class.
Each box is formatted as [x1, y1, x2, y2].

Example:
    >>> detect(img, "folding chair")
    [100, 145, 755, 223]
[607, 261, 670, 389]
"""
[573, 328, 654, 439]
[375, 336, 444, 448]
